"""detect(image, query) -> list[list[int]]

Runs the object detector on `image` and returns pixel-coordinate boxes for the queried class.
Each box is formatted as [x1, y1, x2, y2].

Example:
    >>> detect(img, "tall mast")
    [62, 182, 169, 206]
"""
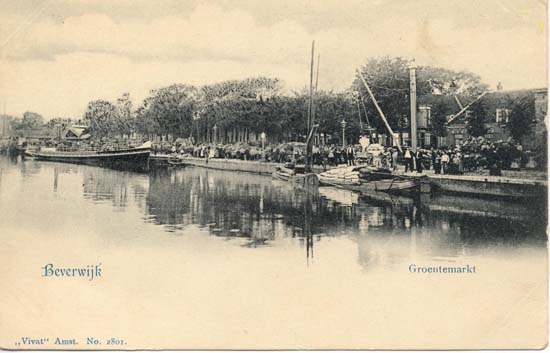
[311, 53, 320, 121]
[305, 41, 315, 172]
[307, 41, 315, 136]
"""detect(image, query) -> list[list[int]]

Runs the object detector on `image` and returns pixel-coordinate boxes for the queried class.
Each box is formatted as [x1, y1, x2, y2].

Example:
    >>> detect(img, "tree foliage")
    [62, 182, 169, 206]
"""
[115, 93, 134, 136]
[467, 101, 488, 137]
[506, 95, 535, 142]
[83, 100, 118, 137]
[430, 99, 453, 137]
[352, 57, 489, 136]
[416, 66, 488, 97]
[352, 57, 411, 131]
[77, 61, 491, 144]
[192, 77, 284, 140]
[10, 111, 44, 131]
[135, 84, 197, 138]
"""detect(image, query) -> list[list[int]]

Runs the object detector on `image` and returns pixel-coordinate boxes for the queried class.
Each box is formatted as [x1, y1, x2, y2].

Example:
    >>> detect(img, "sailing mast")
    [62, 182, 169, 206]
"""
[311, 53, 320, 120]
[305, 41, 317, 172]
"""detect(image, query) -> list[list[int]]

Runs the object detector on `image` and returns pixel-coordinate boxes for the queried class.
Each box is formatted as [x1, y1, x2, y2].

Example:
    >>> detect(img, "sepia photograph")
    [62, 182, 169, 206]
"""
[0, 0, 548, 350]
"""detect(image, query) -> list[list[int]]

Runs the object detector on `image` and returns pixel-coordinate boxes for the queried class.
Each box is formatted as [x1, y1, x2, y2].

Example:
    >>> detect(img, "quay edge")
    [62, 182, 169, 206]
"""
[150, 155, 327, 175]
[428, 174, 547, 198]
[153, 155, 547, 198]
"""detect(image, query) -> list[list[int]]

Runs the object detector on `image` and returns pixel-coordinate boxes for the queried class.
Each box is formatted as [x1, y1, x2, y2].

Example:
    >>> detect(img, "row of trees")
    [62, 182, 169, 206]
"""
[81, 58, 489, 143]
[8, 111, 45, 131]
[42, 57, 536, 145]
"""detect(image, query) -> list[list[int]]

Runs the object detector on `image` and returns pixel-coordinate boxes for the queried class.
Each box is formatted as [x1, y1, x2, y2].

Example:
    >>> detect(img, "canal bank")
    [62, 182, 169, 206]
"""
[428, 174, 547, 198]
[152, 155, 547, 198]
[151, 155, 328, 174]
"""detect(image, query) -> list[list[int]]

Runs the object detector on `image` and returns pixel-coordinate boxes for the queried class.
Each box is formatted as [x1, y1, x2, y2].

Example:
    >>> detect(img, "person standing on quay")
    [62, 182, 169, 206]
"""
[434, 152, 442, 174]
[347, 145, 355, 166]
[391, 148, 399, 173]
[441, 151, 450, 174]
[404, 147, 413, 172]
[416, 149, 423, 173]
[341, 147, 348, 165]
[205, 145, 210, 164]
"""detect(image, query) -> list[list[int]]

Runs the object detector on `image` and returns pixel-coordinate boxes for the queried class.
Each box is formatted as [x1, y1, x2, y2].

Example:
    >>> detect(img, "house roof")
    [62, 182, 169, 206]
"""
[63, 124, 90, 139]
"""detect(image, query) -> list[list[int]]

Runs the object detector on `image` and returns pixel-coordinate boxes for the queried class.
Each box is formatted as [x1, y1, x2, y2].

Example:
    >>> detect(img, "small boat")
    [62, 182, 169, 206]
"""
[272, 165, 296, 182]
[318, 165, 423, 194]
[272, 165, 319, 188]
[167, 156, 187, 167]
[322, 175, 422, 194]
[6, 144, 20, 156]
[317, 165, 362, 186]
[27, 141, 151, 171]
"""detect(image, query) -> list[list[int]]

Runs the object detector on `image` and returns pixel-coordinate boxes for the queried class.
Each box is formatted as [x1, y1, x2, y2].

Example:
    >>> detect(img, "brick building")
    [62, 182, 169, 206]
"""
[413, 88, 547, 150]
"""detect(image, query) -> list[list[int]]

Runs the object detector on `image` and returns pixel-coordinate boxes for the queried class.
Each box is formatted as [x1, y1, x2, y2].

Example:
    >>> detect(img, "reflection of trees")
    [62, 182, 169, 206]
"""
[82, 168, 130, 209]
[19, 157, 42, 178]
[60, 162, 545, 265]
[355, 195, 546, 271]
[427, 210, 547, 248]
[7, 154, 19, 165]
[51, 164, 80, 192]
[145, 169, 368, 246]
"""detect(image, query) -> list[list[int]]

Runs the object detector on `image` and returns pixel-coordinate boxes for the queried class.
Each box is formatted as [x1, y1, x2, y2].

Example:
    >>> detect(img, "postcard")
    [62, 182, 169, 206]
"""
[0, 0, 547, 350]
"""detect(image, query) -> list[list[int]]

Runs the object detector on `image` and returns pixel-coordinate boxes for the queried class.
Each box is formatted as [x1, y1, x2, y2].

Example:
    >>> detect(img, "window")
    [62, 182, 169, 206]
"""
[496, 108, 511, 123]
[418, 106, 431, 127]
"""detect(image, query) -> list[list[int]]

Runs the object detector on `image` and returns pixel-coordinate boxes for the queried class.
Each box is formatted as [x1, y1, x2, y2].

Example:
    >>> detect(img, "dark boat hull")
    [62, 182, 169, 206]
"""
[167, 159, 187, 167]
[346, 178, 421, 193]
[30, 147, 151, 172]
[7, 145, 20, 156]
[272, 169, 319, 188]
[320, 175, 423, 195]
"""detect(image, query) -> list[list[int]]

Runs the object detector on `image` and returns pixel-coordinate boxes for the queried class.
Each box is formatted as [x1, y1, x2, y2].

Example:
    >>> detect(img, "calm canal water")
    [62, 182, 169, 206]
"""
[0, 154, 547, 349]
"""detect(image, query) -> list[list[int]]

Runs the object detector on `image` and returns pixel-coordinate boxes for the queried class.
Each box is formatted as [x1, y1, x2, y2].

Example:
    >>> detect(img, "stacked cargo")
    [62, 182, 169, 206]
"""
[318, 166, 362, 185]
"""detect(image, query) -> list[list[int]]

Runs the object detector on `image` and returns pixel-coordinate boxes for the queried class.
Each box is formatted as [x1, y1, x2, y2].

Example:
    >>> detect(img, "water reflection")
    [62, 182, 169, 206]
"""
[143, 167, 545, 259]
[1, 156, 546, 269]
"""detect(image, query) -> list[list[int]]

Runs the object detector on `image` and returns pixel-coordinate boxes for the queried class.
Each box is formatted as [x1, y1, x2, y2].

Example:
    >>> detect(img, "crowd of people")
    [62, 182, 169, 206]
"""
[156, 141, 367, 167]
[157, 135, 528, 176]
[17, 132, 534, 176]
[400, 137, 525, 175]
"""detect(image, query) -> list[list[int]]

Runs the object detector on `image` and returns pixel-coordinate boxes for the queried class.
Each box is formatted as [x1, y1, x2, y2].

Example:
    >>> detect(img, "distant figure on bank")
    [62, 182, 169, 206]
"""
[415, 149, 423, 173]
[391, 148, 399, 172]
[404, 147, 413, 172]
[434, 152, 442, 174]
[347, 145, 355, 166]
[441, 151, 450, 174]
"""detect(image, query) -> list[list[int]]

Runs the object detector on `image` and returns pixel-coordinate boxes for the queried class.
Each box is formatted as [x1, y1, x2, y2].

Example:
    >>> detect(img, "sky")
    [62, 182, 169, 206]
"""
[0, 0, 547, 118]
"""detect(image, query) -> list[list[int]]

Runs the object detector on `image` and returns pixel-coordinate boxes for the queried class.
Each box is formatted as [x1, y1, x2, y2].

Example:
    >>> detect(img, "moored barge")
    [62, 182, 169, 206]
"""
[26, 141, 151, 172]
